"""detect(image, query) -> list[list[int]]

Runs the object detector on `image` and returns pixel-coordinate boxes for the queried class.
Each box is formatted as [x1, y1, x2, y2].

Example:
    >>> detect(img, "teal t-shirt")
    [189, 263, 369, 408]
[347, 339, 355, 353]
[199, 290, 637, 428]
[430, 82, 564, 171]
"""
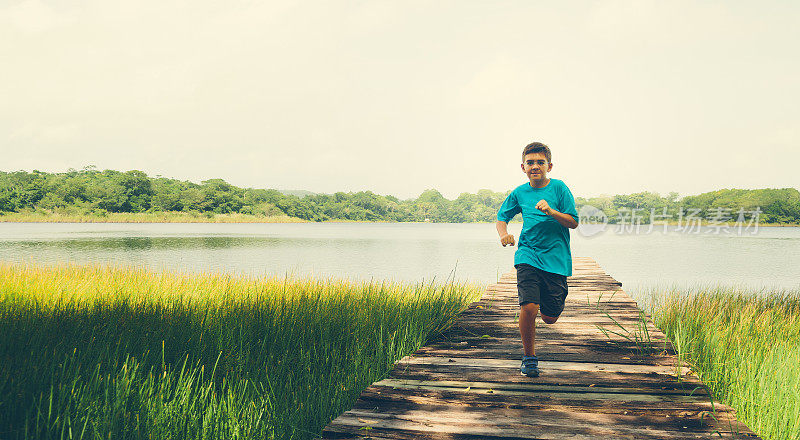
[496, 178, 579, 277]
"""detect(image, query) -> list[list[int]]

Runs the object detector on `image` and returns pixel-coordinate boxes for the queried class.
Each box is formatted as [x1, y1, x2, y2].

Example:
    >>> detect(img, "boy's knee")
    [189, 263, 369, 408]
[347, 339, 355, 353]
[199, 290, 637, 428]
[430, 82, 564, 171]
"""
[541, 314, 559, 324]
[520, 302, 539, 316]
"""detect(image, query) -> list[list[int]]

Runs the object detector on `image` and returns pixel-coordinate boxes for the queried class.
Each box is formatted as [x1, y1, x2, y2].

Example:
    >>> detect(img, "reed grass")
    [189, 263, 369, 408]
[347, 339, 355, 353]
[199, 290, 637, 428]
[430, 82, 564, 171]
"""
[637, 284, 800, 440]
[0, 211, 305, 223]
[587, 289, 668, 358]
[0, 263, 483, 439]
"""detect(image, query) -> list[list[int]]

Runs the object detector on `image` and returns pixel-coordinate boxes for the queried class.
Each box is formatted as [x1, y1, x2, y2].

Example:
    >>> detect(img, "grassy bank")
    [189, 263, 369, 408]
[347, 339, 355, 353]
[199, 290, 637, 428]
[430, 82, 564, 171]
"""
[0, 263, 483, 439]
[639, 285, 800, 440]
[0, 211, 306, 223]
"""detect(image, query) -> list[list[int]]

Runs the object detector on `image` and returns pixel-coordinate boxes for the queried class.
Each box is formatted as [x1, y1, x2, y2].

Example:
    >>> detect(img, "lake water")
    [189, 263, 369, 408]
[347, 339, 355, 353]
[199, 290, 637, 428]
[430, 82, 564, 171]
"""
[0, 222, 798, 292]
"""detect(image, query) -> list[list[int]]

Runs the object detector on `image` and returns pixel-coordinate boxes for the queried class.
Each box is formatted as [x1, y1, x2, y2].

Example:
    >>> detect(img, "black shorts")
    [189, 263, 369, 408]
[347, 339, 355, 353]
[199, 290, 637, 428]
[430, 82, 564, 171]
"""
[515, 263, 568, 318]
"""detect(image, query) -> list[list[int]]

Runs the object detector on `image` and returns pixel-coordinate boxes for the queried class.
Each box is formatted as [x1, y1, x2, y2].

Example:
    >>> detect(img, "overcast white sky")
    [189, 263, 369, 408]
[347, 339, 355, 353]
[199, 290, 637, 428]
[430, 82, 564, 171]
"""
[2, 1, 798, 199]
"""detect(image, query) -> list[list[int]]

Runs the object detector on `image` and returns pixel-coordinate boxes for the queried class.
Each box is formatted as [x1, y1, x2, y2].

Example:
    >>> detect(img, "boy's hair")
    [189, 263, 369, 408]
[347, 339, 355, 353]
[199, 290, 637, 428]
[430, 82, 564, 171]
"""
[522, 142, 552, 163]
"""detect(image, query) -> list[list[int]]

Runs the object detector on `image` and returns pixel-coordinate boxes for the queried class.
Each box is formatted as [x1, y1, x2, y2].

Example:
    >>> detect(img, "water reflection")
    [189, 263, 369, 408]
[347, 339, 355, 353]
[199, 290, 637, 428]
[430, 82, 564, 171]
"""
[3, 236, 283, 251]
[0, 223, 798, 289]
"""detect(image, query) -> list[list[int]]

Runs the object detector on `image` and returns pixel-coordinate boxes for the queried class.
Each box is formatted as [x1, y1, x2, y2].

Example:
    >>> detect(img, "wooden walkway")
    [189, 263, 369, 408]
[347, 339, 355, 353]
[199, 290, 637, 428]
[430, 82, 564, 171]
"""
[322, 257, 760, 439]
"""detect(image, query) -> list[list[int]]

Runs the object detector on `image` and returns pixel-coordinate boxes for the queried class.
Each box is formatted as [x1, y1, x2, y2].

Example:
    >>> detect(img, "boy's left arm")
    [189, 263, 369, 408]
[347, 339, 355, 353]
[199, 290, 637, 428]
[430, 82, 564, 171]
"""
[535, 200, 578, 229]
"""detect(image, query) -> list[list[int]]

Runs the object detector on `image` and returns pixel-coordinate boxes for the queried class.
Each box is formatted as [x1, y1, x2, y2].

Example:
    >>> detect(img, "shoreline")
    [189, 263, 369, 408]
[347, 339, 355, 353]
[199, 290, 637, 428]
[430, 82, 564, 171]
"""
[0, 214, 797, 227]
[0, 212, 307, 224]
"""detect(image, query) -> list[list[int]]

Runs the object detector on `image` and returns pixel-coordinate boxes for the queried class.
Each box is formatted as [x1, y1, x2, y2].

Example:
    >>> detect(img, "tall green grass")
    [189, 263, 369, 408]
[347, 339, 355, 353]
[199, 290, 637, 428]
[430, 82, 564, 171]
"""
[0, 263, 483, 439]
[638, 285, 800, 440]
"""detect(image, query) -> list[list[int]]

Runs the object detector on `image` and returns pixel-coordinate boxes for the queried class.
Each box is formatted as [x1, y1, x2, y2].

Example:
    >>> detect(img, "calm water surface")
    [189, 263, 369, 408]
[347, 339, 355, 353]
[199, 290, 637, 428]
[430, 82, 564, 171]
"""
[0, 222, 798, 291]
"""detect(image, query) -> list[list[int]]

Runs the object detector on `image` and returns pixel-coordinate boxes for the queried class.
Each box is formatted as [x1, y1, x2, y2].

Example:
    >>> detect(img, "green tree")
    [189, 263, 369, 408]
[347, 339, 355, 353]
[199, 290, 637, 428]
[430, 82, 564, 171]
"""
[119, 170, 154, 212]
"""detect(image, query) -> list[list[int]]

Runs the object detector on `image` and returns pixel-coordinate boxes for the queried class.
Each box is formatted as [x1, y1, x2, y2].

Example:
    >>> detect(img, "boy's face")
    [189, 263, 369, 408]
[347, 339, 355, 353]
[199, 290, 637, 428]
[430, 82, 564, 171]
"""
[521, 152, 553, 184]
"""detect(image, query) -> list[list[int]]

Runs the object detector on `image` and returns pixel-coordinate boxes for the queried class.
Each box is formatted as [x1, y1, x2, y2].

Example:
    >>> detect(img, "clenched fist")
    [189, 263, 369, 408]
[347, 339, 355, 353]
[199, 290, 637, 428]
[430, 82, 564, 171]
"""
[536, 199, 553, 215]
[500, 233, 516, 247]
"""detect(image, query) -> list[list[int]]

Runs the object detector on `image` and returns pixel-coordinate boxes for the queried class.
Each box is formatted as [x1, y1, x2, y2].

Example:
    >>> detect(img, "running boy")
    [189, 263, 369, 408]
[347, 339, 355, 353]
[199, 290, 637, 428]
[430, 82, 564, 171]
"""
[496, 142, 579, 377]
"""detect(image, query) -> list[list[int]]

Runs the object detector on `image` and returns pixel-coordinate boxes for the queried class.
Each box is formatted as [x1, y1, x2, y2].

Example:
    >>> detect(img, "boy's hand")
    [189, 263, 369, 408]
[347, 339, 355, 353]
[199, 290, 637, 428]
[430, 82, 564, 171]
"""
[536, 200, 553, 215]
[500, 234, 516, 247]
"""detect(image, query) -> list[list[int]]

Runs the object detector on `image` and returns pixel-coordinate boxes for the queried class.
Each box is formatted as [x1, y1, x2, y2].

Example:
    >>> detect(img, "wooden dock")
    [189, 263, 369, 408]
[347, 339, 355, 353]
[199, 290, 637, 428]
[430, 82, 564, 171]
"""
[322, 257, 760, 439]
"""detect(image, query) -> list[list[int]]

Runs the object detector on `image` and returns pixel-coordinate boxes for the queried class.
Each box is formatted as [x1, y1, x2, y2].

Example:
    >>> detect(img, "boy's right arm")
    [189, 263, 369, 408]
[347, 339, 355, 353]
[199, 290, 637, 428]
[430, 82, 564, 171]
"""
[496, 221, 515, 247]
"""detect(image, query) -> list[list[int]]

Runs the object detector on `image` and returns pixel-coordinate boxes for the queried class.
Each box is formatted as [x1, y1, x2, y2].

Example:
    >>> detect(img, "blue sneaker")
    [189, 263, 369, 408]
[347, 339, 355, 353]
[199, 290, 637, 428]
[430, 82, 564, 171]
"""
[521, 355, 539, 377]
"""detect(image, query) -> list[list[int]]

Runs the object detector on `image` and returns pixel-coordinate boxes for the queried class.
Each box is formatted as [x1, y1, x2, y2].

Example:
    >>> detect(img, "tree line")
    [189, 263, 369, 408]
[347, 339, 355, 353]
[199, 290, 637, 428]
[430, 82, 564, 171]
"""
[1, 167, 798, 224]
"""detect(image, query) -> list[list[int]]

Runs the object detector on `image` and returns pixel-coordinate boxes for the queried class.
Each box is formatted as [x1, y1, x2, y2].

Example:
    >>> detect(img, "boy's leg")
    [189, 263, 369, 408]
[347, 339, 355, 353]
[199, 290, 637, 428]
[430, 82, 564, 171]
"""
[540, 312, 559, 325]
[519, 302, 539, 356]
[539, 270, 569, 324]
[516, 264, 542, 357]
[517, 265, 567, 355]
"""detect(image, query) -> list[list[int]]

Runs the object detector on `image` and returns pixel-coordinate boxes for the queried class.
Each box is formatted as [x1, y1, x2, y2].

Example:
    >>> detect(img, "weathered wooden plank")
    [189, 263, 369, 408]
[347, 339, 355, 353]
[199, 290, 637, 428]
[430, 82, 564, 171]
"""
[437, 325, 670, 343]
[395, 356, 686, 375]
[325, 408, 754, 440]
[427, 330, 669, 346]
[461, 300, 641, 309]
[462, 303, 647, 315]
[380, 377, 705, 397]
[482, 293, 637, 304]
[417, 333, 675, 354]
[412, 348, 676, 366]
[388, 363, 704, 392]
[416, 339, 675, 358]
[340, 403, 747, 434]
[461, 303, 647, 312]
[356, 385, 730, 414]
[412, 346, 677, 365]
[453, 315, 663, 329]
[454, 315, 662, 330]
[324, 419, 749, 440]
[490, 283, 624, 291]
[324, 386, 752, 439]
